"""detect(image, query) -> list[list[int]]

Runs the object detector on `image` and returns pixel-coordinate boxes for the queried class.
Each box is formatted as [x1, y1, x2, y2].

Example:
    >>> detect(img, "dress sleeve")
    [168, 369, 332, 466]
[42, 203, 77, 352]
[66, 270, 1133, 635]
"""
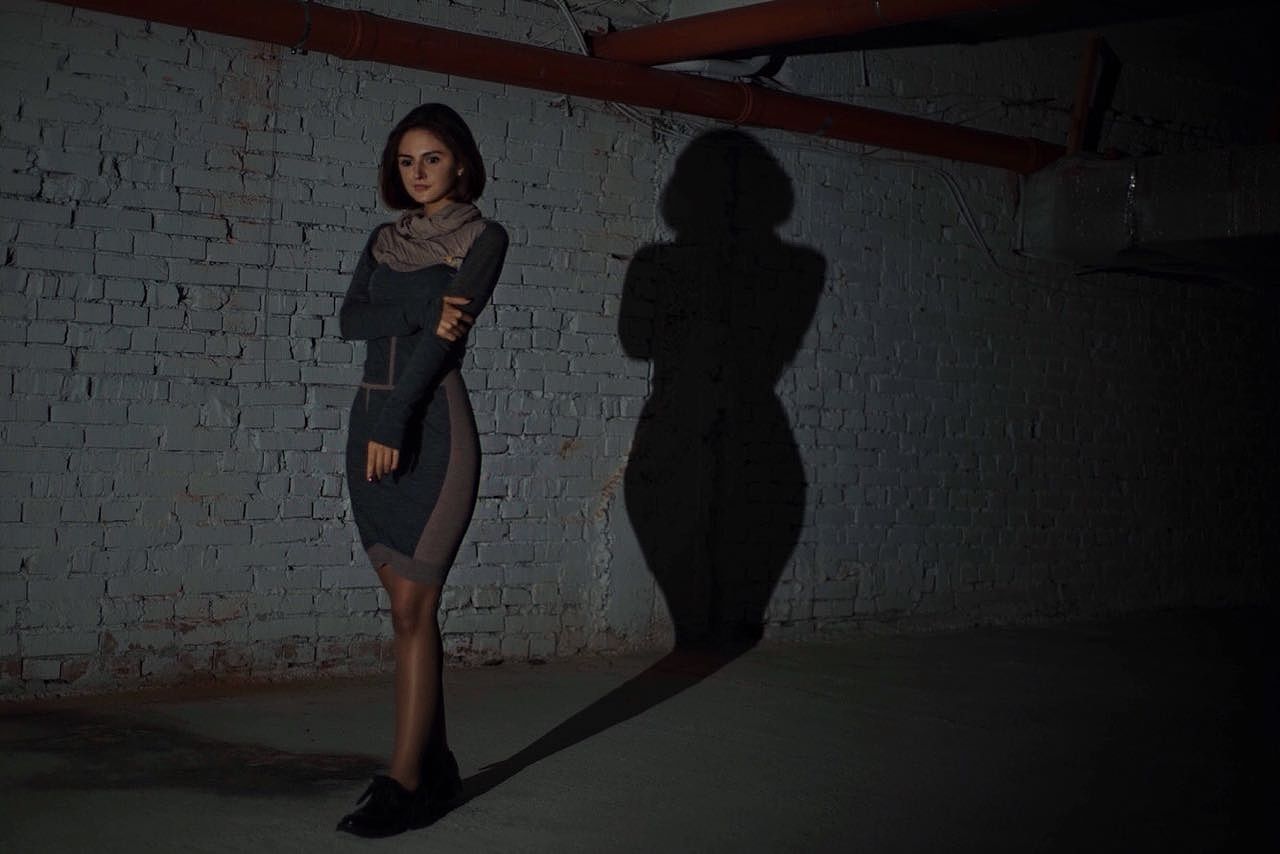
[338, 226, 434, 341]
[368, 221, 509, 450]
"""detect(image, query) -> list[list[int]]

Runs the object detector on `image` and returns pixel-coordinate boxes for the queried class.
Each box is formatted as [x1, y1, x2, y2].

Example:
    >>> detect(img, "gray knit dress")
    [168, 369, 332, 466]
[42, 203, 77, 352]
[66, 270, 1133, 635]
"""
[339, 220, 508, 584]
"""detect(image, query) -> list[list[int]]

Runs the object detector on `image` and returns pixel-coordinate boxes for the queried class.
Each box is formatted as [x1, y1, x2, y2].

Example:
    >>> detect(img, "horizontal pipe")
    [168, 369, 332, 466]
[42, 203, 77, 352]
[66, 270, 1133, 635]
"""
[49, 0, 1062, 173]
[591, 0, 1037, 66]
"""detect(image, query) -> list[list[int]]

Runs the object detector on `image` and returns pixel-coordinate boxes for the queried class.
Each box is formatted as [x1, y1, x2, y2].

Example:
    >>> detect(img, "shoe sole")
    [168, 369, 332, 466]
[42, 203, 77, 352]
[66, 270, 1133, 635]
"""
[410, 788, 464, 829]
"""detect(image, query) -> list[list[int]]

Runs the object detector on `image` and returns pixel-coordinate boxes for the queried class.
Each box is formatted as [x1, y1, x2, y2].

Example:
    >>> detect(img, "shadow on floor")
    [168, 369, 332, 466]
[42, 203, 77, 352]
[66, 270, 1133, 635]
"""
[458, 640, 755, 803]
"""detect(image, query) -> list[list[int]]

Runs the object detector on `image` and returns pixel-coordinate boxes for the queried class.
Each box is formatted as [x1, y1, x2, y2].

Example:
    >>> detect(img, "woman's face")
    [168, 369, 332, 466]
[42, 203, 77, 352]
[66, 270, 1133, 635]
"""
[397, 127, 460, 215]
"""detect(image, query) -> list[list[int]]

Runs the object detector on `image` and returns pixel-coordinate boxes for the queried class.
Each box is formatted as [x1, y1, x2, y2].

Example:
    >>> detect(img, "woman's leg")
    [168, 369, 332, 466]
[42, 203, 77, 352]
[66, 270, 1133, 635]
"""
[376, 563, 446, 792]
[423, 624, 449, 771]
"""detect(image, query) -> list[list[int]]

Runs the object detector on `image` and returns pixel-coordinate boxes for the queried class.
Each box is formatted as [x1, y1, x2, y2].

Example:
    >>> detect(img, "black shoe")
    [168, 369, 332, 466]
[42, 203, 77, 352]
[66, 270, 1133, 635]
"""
[419, 750, 463, 824]
[335, 774, 424, 838]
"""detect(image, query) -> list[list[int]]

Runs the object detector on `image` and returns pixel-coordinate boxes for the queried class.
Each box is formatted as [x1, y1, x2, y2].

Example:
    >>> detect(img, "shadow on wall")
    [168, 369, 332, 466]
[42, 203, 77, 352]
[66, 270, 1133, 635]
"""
[455, 130, 825, 805]
[619, 128, 826, 649]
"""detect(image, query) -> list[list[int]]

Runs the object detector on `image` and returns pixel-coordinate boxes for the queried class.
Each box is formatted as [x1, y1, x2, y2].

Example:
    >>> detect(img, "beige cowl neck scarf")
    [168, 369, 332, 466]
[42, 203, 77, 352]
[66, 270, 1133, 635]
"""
[371, 200, 486, 272]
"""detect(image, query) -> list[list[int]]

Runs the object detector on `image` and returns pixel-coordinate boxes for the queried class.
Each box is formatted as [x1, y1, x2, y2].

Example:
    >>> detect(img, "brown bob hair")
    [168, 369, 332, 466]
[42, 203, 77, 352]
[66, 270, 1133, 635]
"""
[378, 103, 486, 210]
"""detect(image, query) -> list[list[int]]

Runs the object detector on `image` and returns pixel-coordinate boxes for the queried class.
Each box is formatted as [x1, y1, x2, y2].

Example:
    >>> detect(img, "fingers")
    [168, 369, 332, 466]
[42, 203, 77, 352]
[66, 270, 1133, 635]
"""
[442, 295, 471, 305]
[439, 306, 473, 326]
[435, 307, 476, 342]
[365, 441, 400, 481]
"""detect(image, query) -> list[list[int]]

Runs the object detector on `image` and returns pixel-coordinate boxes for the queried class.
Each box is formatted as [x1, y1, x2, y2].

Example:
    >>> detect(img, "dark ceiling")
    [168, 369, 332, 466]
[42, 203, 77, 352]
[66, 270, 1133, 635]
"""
[711, 0, 1280, 58]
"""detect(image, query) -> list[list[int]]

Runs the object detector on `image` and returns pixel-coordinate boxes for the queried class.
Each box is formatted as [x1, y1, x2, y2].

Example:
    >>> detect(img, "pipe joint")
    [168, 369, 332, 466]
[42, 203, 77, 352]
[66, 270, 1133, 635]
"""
[732, 81, 756, 125]
[335, 8, 370, 60]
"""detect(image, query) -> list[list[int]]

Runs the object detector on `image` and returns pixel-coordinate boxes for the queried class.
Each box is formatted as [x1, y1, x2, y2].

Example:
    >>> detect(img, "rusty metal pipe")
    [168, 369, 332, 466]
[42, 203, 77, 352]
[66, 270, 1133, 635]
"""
[591, 0, 1039, 66]
[49, 0, 1062, 173]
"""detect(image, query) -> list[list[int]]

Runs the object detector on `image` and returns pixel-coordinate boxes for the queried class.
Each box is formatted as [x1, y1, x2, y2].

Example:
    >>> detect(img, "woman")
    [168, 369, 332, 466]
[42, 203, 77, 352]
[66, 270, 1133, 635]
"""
[335, 103, 508, 838]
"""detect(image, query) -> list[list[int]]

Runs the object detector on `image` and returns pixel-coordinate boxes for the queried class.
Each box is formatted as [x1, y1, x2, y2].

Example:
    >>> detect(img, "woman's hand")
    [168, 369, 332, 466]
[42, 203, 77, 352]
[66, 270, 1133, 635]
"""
[436, 295, 474, 342]
[366, 440, 400, 482]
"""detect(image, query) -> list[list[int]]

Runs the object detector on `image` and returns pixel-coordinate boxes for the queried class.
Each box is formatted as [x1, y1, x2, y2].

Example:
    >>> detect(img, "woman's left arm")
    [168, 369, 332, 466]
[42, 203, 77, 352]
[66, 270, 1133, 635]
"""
[368, 222, 509, 451]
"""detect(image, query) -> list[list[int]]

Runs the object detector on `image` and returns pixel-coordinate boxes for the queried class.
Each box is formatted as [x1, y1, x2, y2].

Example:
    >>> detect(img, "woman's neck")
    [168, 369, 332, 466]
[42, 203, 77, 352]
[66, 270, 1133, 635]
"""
[423, 198, 456, 217]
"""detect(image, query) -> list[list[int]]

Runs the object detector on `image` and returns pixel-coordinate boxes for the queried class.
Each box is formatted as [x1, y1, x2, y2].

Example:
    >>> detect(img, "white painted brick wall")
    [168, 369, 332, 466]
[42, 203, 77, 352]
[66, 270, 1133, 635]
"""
[1, 0, 1275, 697]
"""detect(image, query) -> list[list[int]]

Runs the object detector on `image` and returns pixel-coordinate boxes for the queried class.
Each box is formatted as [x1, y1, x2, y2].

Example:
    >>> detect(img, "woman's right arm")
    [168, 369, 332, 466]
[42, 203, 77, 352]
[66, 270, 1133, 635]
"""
[338, 227, 433, 341]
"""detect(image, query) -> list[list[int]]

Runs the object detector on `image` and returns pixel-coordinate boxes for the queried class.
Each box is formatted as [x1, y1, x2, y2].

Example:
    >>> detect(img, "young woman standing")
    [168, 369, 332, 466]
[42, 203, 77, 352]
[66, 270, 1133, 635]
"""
[335, 103, 508, 838]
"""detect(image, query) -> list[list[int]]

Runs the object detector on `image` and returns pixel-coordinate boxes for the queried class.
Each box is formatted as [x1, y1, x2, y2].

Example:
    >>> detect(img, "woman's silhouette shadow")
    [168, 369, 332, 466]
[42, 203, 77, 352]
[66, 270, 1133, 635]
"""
[621, 129, 824, 650]
[458, 130, 823, 806]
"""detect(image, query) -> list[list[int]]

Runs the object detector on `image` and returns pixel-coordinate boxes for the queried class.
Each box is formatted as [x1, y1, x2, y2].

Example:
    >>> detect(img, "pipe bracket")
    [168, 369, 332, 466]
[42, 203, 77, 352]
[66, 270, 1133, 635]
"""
[290, 0, 312, 54]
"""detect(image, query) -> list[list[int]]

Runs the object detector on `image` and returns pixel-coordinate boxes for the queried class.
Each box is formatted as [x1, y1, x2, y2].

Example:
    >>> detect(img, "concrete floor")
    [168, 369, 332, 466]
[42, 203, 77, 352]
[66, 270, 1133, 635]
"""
[1, 608, 1274, 854]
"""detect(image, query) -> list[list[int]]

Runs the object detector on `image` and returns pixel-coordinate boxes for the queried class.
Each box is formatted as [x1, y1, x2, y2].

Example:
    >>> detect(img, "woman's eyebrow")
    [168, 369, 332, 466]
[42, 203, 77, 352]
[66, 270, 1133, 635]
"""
[397, 149, 446, 157]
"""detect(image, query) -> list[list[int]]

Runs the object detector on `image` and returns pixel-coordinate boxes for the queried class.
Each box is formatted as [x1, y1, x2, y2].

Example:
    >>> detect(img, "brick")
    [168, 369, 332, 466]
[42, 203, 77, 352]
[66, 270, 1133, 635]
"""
[247, 616, 317, 642]
[152, 212, 228, 239]
[102, 106, 175, 135]
[20, 630, 100, 657]
[442, 611, 505, 634]
[83, 425, 157, 449]
[13, 246, 93, 273]
[182, 570, 252, 594]
[22, 97, 101, 126]
[22, 658, 62, 680]
[322, 567, 377, 589]
[181, 524, 252, 547]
